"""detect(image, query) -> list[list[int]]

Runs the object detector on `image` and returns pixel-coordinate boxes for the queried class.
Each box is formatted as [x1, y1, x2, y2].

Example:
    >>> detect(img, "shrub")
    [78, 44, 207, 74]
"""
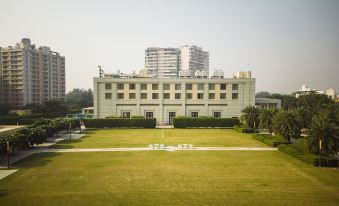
[82, 118, 156, 128]
[173, 117, 239, 128]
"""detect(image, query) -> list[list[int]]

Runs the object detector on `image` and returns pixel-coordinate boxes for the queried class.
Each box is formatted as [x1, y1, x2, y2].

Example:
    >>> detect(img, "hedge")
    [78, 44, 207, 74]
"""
[0, 110, 81, 125]
[82, 118, 156, 128]
[234, 125, 256, 133]
[173, 117, 239, 128]
[252, 133, 283, 147]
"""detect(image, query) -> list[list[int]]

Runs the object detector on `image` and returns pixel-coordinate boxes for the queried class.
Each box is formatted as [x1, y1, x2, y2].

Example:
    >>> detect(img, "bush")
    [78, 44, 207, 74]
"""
[252, 133, 283, 147]
[173, 117, 239, 128]
[82, 118, 156, 128]
[234, 125, 256, 133]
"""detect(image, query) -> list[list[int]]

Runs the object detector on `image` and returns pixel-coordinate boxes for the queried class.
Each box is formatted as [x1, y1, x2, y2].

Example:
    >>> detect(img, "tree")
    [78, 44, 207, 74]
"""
[66, 88, 93, 108]
[259, 108, 277, 134]
[273, 110, 302, 143]
[307, 114, 339, 156]
[255, 91, 271, 98]
[240, 106, 260, 129]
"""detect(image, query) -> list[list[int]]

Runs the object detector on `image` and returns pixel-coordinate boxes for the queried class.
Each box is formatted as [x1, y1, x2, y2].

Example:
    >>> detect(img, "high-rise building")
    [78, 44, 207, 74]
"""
[179, 45, 209, 77]
[144, 45, 209, 78]
[0, 38, 65, 107]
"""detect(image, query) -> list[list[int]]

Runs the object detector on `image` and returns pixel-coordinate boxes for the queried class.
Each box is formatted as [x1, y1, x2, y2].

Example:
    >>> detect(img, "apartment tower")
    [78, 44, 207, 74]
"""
[0, 38, 65, 107]
[144, 45, 209, 78]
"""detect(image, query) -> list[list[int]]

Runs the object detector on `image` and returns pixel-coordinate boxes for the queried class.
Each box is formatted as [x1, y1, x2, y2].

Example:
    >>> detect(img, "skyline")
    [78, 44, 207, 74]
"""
[1, 0, 338, 94]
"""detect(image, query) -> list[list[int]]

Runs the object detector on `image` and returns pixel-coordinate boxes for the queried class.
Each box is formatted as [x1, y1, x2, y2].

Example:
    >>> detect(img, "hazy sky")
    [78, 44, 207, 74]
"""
[1, 0, 338, 93]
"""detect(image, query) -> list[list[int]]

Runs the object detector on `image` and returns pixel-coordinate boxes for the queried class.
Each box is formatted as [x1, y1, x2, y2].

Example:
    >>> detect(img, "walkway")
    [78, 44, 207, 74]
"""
[0, 131, 85, 169]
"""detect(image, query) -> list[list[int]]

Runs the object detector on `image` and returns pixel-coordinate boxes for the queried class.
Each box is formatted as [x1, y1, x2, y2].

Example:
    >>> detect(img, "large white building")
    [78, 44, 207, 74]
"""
[295, 84, 336, 100]
[0, 38, 65, 107]
[93, 75, 255, 125]
[144, 45, 209, 78]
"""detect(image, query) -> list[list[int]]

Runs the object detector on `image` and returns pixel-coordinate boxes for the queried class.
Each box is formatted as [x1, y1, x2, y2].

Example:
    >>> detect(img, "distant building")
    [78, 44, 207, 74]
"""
[93, 73, 255, 125]
[144, 45, 209, 78]
[0, 38, 65, 107]
[255, 98, 281, 109]
[295, 85, 336, 100]
[233, 71, 251, 79]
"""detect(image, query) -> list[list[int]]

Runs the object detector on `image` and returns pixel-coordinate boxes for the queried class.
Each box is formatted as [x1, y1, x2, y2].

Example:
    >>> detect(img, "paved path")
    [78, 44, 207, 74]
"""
[0, 131, 85, 169]
[40, 146, 278, 153]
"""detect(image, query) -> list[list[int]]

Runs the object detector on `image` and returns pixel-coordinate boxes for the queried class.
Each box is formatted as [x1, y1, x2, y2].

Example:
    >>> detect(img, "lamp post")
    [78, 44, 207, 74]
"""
[319, 139, 322, 168]
[69, 122, 72, 140]
[7, 141, 10, 169]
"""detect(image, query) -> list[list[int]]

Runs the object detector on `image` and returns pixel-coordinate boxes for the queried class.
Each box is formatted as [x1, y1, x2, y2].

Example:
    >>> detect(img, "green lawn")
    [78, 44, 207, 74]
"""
[1, 129, 339, 205]
[50, 128, 266, 148]
[0, 151, 339, 205]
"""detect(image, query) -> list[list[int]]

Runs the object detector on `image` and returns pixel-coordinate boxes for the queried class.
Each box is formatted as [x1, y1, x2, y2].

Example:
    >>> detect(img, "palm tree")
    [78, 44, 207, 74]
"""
[240, 106, 260, 129]
[272, 110, 302, 143]
[307, 115, 339, 156]
[259, 108, 277, 135]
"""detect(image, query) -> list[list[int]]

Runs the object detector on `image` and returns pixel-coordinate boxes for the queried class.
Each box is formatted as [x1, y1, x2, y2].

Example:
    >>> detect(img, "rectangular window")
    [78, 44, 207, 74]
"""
[186, 93, 192, 99]
[220, 84, 226, 90]
[232, 93, 238, 100]
[117, 93, 124, 99]
[122, 112, 130, 118]
[197, 84, 204, 90]
[129, 93, 136, 99]
[191, 112, 199, 118]
[175, 84, 181, 90]
[145, 112, 153, 118]
[141, 84, 147, 90]
[129, 84, 136, 90]
[105, 83, 112, 90]
[163, 84, 170, 90]
[213, 112, 221, 118]
[208, 84, 215, 90]
[220, 93, 226, 99]
[152, 93, 159, 99]
[140, 93, 147, 99]
[105, 93, 112, 99]
[117, 83, 124, 90]
[152, 84, 159, 90]
[232, 84, 238, 91]
[163, 93, 170, 99]
[209, 93, 215, 99]
[197, 93, 204, 99]
[175, 93, 181, 99]
[186, 83, 192, 90]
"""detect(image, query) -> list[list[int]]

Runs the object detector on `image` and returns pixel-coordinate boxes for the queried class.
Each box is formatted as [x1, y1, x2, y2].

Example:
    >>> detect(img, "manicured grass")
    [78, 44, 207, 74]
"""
[0, 151, 339, 205]
[50, 128, 266, 149]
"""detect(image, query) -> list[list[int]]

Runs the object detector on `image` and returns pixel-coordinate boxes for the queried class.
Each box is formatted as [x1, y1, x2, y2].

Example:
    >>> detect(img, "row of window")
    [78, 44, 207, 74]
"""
[120, 111, 221, 118]
[105, 93, 239, 100]
[105, 83, 238, 91]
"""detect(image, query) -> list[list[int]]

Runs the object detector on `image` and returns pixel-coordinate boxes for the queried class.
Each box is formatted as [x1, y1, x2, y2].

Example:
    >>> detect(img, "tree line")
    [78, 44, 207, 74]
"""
[242, 93, 339, 157]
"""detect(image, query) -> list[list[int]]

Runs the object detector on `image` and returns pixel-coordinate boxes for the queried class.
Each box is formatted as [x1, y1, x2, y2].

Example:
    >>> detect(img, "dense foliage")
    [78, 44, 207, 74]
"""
[0, 118, 79, 155]
[66, 88, 93, 108]
[173, 117, 239, 128]
[82, 118, 156, 128]
[240, 106, 260, 129]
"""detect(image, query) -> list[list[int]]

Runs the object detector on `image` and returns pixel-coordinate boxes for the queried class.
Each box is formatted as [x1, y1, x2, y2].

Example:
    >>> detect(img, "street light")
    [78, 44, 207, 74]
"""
[7, 141, 10, 169]
[319, 139, 322, 168]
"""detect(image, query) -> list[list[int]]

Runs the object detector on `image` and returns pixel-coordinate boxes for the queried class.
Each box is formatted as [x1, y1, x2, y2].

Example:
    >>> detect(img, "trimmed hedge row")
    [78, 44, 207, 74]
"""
[82, 118, 156, 128]
[0, 110, 81, 125]
[233, 125, 256, 133]
[173, 117, 239, 128]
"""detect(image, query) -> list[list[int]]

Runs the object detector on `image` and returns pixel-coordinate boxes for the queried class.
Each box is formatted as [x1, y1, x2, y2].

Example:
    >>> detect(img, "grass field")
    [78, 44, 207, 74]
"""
[1, 129, 339, 205]
[50, 129, 266, 148]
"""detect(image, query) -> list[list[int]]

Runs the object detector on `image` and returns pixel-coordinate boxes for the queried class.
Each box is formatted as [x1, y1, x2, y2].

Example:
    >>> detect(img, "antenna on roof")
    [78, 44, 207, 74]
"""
[98, 65, 104, 77]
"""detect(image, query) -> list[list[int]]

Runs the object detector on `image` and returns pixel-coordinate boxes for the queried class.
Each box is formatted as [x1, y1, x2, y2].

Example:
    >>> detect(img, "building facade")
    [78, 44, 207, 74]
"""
[295, 85, 336, 100]
[144, 45, 209, 78]
[94, 77, 255, 124]
[0, 38, 65, 107]
[255, 98, 281, 109]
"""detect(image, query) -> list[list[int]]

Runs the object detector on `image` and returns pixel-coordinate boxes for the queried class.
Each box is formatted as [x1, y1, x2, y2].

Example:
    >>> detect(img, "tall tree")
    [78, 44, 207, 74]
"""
[240, 106, 260, 129]
[259, 108, 277, 135]
[66, 88, 93, 108]
[307, 114, 339, 156]
[273, 110, 302, 143]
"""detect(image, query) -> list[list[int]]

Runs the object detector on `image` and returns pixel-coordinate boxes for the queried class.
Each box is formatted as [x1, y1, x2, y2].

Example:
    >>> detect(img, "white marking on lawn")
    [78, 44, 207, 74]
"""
[0, 169, 18, 180]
